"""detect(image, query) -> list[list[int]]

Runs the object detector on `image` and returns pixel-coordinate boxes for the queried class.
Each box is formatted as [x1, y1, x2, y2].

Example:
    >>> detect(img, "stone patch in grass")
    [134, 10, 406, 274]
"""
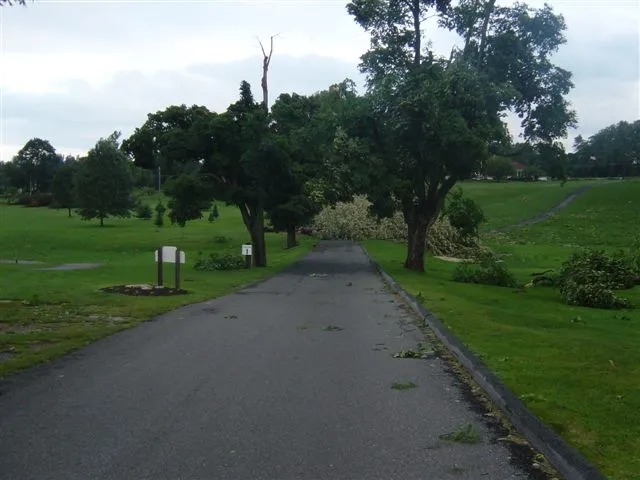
[39, 263, 102, 271]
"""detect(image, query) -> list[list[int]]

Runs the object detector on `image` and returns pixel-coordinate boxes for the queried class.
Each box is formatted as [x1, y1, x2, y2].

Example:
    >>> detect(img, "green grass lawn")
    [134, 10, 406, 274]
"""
[0, 200, 313, 376]
[366, 178, 640, 480]
[458, 178, 608, 230]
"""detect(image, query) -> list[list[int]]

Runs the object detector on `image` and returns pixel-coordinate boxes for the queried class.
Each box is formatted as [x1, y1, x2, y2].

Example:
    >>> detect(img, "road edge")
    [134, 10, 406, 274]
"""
[362, 248, 606, 480]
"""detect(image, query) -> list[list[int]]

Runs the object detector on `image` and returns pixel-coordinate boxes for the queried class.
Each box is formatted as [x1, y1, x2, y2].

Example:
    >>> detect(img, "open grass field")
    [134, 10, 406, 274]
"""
[458, 178, 606, 230]
[0, 197, 313, 376]
[366, 179, 640, 480]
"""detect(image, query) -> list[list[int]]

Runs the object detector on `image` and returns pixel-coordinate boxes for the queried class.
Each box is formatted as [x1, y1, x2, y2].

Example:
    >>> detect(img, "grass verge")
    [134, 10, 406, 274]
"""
[364, 179, 640, 479]
[0, 201, 313, 377]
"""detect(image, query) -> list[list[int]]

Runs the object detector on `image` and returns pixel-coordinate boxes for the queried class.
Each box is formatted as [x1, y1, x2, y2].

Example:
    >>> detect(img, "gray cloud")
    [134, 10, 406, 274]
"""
[1, 0, 638, 159]
[2, 54, 365, 157]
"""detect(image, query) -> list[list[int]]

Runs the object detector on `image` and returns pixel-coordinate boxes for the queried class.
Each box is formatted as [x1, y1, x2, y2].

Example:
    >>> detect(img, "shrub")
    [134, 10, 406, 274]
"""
[135, 203, 152, 219]
[621, 238, 640, 281]
[427, 218, 488, 259]
[558, 250, 635, 309]
[560, 250, 636, 290]
[19, 192, 53, 207]
[375, 211, 407, 241]
[453, 252, 518, 288]
[154, 201, 166, 227]
[312, 196, 377, 241]
[444, 189, 486, 237]
[312, 196, 488, 259]
[208, 204, 220, 223]
[194, 252, 245, 271]
[559, 281, 631, 310]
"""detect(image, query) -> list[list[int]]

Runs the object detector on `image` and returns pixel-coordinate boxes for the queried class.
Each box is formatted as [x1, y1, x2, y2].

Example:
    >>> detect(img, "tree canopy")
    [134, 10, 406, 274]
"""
[570, 120, 640, 177]
[51, 162, 78, 217]
[344, 0, 576, 271]
[75, 133, 134, 227]
[5, 138, 62, 194]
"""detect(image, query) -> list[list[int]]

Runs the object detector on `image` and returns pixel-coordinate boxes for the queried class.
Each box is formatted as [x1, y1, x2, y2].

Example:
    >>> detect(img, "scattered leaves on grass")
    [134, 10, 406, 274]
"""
[101, 285, 187, 296]
[391, 381, 417, 391]
[439, 423, 481, 444]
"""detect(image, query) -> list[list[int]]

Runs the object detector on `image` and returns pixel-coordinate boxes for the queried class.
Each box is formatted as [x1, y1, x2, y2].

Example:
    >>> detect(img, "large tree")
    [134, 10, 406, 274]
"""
[198, 82, 277, 266]
[485, 156, 515, 181]
[123, 83, 281, 267]
[121, 104, 211, 187]
[347, 0, 576, 271]
[75, 133, 134, 227]
[164, 173, 211, 227]
[51, 161, 78, 217]
[571, 120, 640, 177]
[7, 138, 62, 193]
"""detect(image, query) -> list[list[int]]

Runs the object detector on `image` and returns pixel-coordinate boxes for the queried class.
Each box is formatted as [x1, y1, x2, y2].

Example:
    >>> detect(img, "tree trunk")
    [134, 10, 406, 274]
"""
[67, 207, 72, 218]
[100, 216, 104, 227]
[259, 36, 275, 110]
[412, 0, 421, 66]
[238, 202, 267, 267]
[251, 206, 267, 267]
[404, 213, 429, 272]
[477, 0, 496, 66]
[286, 225, 297, 249]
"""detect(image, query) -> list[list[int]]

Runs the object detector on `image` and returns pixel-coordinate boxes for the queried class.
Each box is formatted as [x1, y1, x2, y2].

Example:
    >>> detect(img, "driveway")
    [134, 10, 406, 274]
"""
[0, 241, 532, 479]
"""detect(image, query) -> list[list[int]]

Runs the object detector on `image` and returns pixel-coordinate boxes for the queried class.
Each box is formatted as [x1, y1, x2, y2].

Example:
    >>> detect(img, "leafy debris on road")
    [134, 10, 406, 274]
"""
[439, 423, 481, 444]
[391, 381, 417, 391]
[322, 325, 344, 332]
[393, 342, 436, 359]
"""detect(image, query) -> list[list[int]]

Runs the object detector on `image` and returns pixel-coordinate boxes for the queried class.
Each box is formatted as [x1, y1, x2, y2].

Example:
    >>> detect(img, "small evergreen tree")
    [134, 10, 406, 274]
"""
[154, 201, 166, 227]
[51, 162, 78, 217]
[207, 203, 220, 223]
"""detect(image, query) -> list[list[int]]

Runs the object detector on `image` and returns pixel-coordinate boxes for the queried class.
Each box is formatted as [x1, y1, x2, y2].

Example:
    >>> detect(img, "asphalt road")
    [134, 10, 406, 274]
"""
[0, 241, 531, 479]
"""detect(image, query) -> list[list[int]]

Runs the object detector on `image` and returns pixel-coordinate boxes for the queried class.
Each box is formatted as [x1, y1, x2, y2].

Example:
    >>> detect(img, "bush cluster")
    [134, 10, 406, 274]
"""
[452, 252, 518, 288]
[558, 250, 635, 309]
[312, 196, 377, 241]
[135, 203, 153, 219]
[444, 189, 486, 237]
[194, 252, 245, 271]
[426, 218, 488, 259]
[312, 196, 487, 259]
[16, 192, 53, 207]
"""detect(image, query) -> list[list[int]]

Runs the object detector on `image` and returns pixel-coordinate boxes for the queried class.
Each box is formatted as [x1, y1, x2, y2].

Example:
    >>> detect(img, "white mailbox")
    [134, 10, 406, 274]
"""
[241, 244, 253, 256]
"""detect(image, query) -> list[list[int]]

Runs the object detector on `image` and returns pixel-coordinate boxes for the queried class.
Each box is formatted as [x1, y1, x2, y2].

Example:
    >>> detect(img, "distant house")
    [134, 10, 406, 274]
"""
[511, 162, 526, 178]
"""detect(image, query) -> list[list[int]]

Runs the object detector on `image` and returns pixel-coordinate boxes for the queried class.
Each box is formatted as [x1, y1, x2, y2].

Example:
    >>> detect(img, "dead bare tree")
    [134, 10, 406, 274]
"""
[258, 35, 278, 110]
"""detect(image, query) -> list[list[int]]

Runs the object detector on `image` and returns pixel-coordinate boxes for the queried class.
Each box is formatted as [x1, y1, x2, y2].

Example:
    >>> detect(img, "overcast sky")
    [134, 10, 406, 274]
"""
[0, 0, 638, 161]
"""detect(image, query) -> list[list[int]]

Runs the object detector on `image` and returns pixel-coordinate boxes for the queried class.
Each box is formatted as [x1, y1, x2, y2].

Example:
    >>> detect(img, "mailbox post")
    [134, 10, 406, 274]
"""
[242, 244, 252, 269]
[154, 246, 186, 288]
